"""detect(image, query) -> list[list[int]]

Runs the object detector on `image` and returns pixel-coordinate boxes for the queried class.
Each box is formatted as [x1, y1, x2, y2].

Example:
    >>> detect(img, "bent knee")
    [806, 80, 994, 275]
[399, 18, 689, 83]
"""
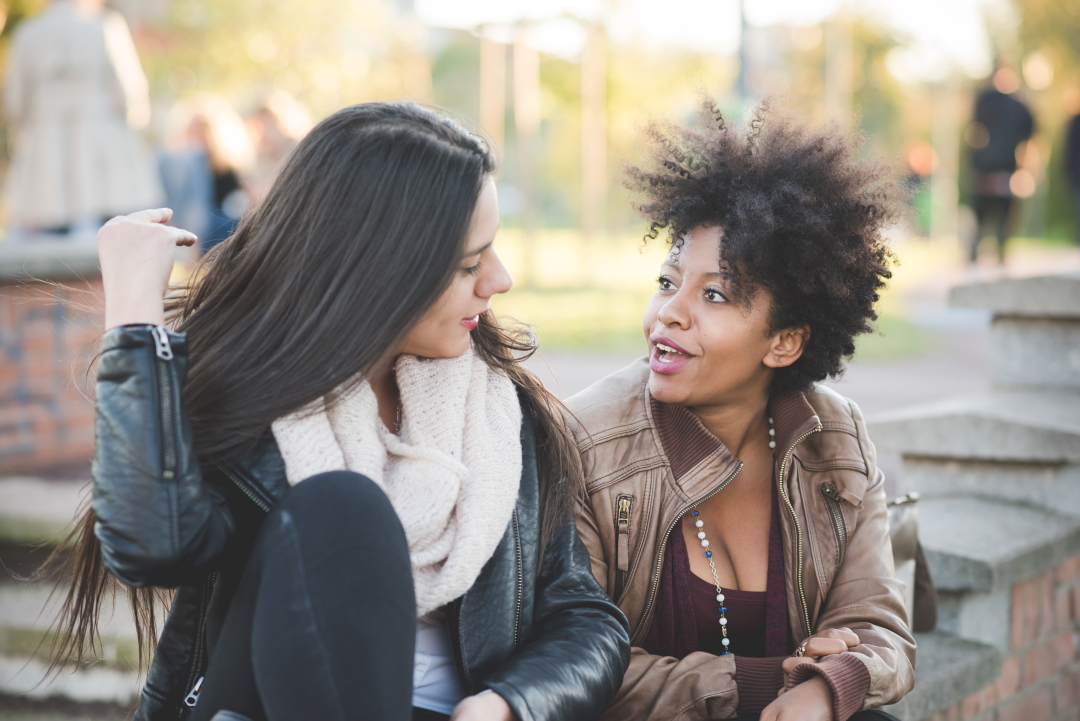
[278, 471, 398, 534]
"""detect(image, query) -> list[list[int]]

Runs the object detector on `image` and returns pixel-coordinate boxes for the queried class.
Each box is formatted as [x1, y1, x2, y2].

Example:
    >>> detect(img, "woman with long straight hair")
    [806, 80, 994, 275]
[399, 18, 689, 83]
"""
[49, 102, 630, 721]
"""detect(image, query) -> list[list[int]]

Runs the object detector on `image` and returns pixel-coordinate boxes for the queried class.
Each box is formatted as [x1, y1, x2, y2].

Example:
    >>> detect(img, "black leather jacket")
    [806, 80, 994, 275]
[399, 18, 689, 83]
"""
[92, 326, 630, 721]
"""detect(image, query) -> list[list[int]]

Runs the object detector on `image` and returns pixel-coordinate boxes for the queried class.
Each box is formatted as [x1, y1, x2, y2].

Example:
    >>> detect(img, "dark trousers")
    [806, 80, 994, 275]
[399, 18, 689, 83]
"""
[190, 472, 417, 721]
[735, 712, 900, 720]
[969, 194, 1014, 263]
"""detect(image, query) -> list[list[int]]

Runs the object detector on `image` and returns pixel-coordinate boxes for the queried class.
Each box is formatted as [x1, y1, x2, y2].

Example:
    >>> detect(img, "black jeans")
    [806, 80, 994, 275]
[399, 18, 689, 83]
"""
[191, 472, 417, 721]
[970, 193, 1014, 263]
[735, 712, 900, 720]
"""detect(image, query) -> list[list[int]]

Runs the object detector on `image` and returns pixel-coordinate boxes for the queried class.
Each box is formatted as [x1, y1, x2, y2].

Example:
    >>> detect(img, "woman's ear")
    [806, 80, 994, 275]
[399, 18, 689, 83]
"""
[763, 326, 810, 369]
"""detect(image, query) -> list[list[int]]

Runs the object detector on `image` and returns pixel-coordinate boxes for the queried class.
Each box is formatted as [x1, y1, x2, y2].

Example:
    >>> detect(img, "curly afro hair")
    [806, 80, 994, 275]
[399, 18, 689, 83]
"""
[626, 99, 901, 394]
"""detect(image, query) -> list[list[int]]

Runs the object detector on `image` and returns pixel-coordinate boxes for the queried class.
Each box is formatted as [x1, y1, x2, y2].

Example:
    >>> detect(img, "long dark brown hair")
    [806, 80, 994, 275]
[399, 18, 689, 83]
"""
[45, 102, 581, 675]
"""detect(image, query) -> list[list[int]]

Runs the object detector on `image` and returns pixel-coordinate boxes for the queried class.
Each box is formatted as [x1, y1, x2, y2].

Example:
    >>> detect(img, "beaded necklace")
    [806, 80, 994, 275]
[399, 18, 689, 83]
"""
[689, 414, 776, 656]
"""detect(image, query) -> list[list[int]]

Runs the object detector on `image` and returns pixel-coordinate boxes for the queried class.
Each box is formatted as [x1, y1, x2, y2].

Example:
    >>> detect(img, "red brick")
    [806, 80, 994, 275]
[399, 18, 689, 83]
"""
[928, 703, 962, 721]
[1024, 632, 1077, 687]
[996, 655, 1023, 701]
[1058, 669, 1080, 711]
[963, 684, 997, 718]
[1014, 571, 1058, 649]
[998, 687, 1053, 721]
[1058, 556, 1080, 584]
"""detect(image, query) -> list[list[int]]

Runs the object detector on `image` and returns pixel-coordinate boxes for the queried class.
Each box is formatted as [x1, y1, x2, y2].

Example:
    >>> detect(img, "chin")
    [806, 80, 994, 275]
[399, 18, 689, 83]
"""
[647, 373, 693, 406]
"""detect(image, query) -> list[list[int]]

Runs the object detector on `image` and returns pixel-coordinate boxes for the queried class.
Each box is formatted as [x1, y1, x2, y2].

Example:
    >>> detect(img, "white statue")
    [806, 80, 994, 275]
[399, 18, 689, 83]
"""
[3, 0, 163, 238]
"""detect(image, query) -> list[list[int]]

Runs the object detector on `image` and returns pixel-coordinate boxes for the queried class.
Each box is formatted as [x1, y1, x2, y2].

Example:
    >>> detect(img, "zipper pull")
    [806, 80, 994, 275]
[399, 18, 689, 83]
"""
[616, 495, 633, 573]
[821, 482, 840, 500]
[184, 676, 204, 707]
[152, 326, 174, 361]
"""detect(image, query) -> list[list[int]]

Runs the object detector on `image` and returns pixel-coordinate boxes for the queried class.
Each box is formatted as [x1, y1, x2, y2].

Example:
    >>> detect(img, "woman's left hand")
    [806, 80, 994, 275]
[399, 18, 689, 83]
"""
[760, 674, 834, 721]
[449, 692, 515, 721]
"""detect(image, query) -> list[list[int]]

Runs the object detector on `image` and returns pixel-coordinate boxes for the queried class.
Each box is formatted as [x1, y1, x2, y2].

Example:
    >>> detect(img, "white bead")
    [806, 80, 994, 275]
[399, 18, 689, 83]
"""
[695, 519, 704, 528]
[701, 539, 710, 547]
[769, 440, 776, 449]
[716, 593, 725, 602]
[719, 617, 728, 626]
[768, 417, 773, 424]
[697, 531, 706, 540]
[722, 637, 730, 646]
[769, 428, 775, 436]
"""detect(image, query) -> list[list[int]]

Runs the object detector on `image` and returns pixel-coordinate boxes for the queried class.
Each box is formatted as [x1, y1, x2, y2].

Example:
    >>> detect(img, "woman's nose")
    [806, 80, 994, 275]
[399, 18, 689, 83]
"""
[479, 250, 513, 298]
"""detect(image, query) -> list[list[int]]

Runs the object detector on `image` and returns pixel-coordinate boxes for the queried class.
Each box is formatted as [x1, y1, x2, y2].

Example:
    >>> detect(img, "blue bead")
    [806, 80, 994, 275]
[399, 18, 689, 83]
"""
[721, 650, 732, 656]
[691, 511, 699, 516]
[704, 551, 713, 558]
[718, 606, 727, 613]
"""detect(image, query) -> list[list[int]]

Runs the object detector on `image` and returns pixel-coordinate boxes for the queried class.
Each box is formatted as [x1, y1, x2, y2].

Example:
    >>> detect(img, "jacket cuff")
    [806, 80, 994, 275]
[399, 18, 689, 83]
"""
[101, 324, 188, 355]
[734, 656, 785, 714]
[787, 654, 871, 721]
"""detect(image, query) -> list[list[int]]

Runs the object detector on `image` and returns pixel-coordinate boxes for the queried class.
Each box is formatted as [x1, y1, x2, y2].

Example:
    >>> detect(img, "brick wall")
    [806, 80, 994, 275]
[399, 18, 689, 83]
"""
[927, 554, 1080, 721]
[0, 276, 103, 474]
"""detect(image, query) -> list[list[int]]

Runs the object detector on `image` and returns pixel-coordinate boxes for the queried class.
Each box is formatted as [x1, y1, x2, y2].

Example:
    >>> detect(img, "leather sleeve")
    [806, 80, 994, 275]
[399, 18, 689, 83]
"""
[482, 518, 632, 721]
[810, 468, 916, 710]
[813, 397, 916, 709]
[92, 325, 234, 588]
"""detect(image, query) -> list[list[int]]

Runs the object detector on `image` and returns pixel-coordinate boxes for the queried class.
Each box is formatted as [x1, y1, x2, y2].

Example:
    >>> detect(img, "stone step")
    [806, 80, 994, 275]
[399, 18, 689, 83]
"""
[868, 391, 1080, 465]
[880, 632, 1001, 721]
[948, 270, 1080, 318]
[0, 478, 87, 546]
[918, 496, 1080, 594]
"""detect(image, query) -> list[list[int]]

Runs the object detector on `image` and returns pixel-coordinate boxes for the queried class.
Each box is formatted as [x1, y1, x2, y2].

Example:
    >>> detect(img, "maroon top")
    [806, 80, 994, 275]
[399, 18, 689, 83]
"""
[645, 398, 872, 721]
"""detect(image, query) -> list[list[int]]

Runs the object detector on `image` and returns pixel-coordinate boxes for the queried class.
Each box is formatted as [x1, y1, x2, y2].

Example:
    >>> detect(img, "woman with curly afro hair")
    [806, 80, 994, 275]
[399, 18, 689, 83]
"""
[569, 100, 915, 721]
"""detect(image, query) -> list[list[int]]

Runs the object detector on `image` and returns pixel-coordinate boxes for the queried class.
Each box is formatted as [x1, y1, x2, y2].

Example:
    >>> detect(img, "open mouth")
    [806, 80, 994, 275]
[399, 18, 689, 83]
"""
[654, 343, 687, 364]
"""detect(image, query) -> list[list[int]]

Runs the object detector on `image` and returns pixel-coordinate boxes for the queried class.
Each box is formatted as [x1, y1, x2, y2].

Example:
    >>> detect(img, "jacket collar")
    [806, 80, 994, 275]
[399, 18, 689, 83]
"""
[649, 390, 821, 481]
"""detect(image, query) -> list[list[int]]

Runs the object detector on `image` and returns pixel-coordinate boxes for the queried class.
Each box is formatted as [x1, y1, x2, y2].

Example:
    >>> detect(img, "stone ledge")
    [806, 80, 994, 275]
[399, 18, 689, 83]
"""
[948, 270, 1080, 318]
[0, 241, 100, 283]
[0, 478, 86, 545]
[880, 632, 1001, 721]
[868, 391, 1080, 464]
[918, 496, 1080, 593]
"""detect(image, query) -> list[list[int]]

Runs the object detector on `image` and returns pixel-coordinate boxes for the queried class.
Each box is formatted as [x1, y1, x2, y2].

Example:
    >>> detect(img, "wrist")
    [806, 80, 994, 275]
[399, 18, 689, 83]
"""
[104, 295, 166, 330]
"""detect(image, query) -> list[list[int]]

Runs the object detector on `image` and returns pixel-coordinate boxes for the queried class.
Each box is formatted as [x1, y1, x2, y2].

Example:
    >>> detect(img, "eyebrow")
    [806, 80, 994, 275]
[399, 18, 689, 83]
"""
[661, 261, 722, 278]
[463, 241, 493, 258]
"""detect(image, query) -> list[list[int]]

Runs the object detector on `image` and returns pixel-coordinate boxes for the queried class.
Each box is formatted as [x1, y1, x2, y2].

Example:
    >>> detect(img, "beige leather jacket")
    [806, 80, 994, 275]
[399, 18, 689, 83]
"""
[569, 359, 915, 720]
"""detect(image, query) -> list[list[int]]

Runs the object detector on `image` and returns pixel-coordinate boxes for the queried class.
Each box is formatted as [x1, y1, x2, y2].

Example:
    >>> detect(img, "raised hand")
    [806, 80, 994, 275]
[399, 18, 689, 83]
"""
[97, 209, 198, 329]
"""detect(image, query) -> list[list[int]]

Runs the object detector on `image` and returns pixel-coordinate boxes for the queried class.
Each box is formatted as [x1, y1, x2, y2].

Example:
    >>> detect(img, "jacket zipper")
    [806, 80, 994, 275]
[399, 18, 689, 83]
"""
[152, 326, 177, 481]
[820, 482, 848, 572]
[777, 424, 823, 639]
[631, 462, 743, 644]
[614, 495, 634, 600]
[180, 571, 217, 715]
[511, 510, 523, 648]
[216, 464, 272, 513]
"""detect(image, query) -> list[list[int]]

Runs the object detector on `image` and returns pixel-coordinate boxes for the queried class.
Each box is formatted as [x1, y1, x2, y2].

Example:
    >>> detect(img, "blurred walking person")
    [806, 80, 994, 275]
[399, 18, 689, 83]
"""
[158, 96, 255, 255]
[1065, 96, 1080, 245]
[966, 66, 1034, 265]
[3, 0, 162, 240]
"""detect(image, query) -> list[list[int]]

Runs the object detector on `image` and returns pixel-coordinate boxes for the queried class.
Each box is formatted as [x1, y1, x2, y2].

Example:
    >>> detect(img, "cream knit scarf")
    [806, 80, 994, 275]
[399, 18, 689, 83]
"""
[270, 348, 522, 616]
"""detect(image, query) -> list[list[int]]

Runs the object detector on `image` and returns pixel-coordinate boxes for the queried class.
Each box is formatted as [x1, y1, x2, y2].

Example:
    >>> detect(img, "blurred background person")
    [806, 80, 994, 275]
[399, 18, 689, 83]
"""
[2, 0, 162, 241]
[966, 65, 1034, 265]
[244, 89, 313, 205]
[1066, 89, 1080, 246]
[158, 95, 254, 255]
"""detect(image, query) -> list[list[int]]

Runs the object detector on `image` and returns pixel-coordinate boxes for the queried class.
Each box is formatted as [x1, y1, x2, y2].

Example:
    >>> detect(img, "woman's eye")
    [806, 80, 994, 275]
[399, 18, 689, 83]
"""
[657, 275, 675, 290]
[704, 288, 727, 303]
[463, 262, 482, 276]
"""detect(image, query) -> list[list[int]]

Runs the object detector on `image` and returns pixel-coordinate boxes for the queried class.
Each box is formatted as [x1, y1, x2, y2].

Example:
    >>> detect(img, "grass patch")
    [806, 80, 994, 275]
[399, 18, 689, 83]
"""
[0, 626, 140, 673]
[855, 314, 928, 360]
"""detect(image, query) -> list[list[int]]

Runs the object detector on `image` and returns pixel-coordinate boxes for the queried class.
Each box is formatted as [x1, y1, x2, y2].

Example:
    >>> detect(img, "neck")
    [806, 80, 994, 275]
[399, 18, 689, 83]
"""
[688, 390, 771, 459]
[370, 359, 401, 432]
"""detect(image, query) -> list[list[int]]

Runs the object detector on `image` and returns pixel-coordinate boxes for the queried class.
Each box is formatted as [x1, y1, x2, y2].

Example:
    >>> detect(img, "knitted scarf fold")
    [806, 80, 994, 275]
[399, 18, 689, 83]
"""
[271, 347, 522, 616]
